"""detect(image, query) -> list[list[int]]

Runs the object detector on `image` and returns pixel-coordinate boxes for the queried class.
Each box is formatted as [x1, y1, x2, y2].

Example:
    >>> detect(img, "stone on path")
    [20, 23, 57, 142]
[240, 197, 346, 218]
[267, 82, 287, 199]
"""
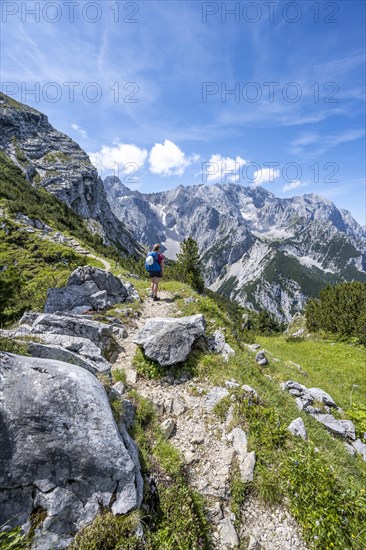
[134, 314, 206, 366]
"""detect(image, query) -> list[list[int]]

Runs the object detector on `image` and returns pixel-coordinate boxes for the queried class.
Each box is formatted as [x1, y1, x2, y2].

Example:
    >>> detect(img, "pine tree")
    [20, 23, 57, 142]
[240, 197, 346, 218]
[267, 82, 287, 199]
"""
[175, 237, 205, 293]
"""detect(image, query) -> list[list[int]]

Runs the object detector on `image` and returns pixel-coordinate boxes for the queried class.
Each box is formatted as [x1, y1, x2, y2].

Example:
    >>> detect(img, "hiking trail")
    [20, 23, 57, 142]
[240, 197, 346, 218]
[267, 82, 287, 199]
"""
[113, 287, 308, 550]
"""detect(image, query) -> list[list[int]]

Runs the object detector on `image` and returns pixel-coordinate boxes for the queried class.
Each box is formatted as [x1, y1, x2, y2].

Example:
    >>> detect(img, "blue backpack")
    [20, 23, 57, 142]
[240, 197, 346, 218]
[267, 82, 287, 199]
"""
[145, 251, 160, 272]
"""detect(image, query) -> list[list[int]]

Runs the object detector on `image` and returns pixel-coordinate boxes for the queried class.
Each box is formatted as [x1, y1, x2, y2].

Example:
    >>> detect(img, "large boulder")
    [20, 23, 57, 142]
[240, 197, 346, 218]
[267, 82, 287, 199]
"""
[27, 343, 111, 376]
[134, 314, 206, 366]
[0, 353, 142, 548]
[44, 266, 139, 313]
[28, 312, 125, 351]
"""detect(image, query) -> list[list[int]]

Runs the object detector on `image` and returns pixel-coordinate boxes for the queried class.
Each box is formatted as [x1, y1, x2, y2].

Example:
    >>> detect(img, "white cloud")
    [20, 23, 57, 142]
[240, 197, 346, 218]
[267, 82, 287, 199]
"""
[71, 123, 87, 139]
[204, 154, 247, 182]
[282, 180, 307, 192]
[253, 167, 280, 185]
[88, 143, 148, 173]
[149, 140, 194, 176]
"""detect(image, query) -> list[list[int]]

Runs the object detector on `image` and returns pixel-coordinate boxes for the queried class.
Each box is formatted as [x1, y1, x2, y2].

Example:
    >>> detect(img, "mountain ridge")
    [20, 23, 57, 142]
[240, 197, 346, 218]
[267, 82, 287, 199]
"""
[104, 176, 366, 321]
[0, 92, 144, 258]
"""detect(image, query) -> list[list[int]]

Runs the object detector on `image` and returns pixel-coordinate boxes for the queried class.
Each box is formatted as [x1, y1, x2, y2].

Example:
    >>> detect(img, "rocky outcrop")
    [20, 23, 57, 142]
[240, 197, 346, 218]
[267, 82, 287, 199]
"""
[283, 381, 360, 450]
[44, 266, 139, 313]
[0, 352, 143, 548]
[0, 93, 143, 257]
[134, 314, 206, 366]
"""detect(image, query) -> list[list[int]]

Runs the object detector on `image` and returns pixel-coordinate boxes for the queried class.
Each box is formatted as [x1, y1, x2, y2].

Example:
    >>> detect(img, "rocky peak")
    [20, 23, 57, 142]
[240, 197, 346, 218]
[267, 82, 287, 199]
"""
[0, 93, 143, 257]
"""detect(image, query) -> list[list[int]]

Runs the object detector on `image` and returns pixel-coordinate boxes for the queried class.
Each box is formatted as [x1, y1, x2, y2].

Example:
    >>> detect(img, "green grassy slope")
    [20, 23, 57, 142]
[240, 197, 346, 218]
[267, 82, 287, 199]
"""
[256, 336, 365, 411]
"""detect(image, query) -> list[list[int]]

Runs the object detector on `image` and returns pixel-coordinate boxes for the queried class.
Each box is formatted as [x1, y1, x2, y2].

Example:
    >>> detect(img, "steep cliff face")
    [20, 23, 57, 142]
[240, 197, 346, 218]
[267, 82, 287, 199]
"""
[0, 93, 143, 257]
[104, 178, 366, 321]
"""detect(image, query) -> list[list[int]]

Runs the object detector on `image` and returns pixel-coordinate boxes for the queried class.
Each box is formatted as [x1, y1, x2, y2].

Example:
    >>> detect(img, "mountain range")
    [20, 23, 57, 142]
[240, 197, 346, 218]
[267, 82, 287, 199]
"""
[104, 177, 366, 321]
[1, 91, 365, 322]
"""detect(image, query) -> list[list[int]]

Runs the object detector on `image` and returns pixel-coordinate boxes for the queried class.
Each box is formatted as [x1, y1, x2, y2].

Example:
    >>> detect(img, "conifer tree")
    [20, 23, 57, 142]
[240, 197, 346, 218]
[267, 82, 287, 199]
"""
[175, 237, 205, 293]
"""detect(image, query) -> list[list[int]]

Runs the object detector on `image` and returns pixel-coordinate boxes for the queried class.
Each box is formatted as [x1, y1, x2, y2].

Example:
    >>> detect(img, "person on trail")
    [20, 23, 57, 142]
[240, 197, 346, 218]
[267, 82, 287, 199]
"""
[145, 243, 164, 301]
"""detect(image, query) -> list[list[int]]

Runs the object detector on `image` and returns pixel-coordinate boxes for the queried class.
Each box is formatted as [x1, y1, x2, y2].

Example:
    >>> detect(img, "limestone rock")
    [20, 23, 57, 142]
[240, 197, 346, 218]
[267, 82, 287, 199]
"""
[219, 517, 239, 548]
[28, 312, 125, 351]
[0, 352, 142, 545]
[171, 398, 187, 416]
[255, 350, 268, 366]
[311, 413, 356, 440]
[205, 387, 229, 411]
[287, 417, 307, 440]
[112, 381, 126, 395]
[207, 330, 226, 353]
[160, 419, 175, 439]
[228, 427, 248, 458]
[134, 314, 206, 366]
[45, 266, 139, 313]
[351, 438, 366, 461]
[27, 342, 110, 376]
[223, 343, 236, 361]
[240, 451, 256, 483]
[308, 387, 337, 408]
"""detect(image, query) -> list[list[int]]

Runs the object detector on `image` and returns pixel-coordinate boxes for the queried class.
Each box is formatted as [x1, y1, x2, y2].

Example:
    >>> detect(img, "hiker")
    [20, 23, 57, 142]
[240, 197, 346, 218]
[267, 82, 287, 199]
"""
[145, 243, 164, 301]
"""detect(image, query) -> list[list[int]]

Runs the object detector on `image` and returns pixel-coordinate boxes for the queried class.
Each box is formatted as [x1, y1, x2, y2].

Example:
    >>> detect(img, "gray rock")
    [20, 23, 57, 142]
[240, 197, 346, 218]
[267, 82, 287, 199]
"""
[205, 386, 229, 411]
[225, 379, 240, 389]
[70, 305, 92, 315]
[28, 312, 125, 352]
[240, 451, 256, 482]
[311, 413, 356, 440]
[308, 387, 338, 408]
[207, 330, 226, 353]
[255, 350, 268, 366]
[219, 516, 239, 548]
[45, 266, 139, 313]
[247, 535, 260, 550]
[27, 342, 111, 375]
[171, 398, 187, 416]
[19, 311, 39, 326]
[352, 439, 366, 461]
[112, 381, 126, 395]
[119, 399, 136, 431]
[287, 417, 307, 440]
[284, 380, 306, 392]
[223, 343, 236, 361]
[344, 442, 356, 456]
[242, 385, 258, 399]
[26, 333, 108, 365]
[0, 352, 142, 544]
[134, 314, 206, 366]
[160, 419, 175, 439]
[228, 427, 248, 458]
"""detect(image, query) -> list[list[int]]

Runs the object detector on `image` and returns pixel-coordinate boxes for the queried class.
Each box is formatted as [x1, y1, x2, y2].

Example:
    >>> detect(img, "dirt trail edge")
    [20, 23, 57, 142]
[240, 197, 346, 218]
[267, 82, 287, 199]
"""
[113, 289, 308, 550]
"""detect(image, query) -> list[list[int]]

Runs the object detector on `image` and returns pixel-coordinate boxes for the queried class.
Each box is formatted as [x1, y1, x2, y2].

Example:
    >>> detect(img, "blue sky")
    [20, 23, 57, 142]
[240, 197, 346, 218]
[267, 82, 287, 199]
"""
[1, 0, 365, 224]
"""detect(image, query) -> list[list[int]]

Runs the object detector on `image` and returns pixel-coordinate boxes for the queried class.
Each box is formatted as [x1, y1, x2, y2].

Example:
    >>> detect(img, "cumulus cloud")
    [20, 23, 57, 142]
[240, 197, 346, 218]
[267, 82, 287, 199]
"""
[71, 123, 87, 139]
[282, 180, 307, 192]
[88, 143, 148, 173]
[204, 154, 247, 182]
[149, 139, 195, 176]
[253, 167, 280, 185]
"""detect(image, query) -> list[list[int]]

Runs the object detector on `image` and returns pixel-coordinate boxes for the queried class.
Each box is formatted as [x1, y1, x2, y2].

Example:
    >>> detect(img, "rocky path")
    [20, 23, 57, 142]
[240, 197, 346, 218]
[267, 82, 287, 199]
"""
[113, 288, 308, 550]
[88, 253, 111, 271]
